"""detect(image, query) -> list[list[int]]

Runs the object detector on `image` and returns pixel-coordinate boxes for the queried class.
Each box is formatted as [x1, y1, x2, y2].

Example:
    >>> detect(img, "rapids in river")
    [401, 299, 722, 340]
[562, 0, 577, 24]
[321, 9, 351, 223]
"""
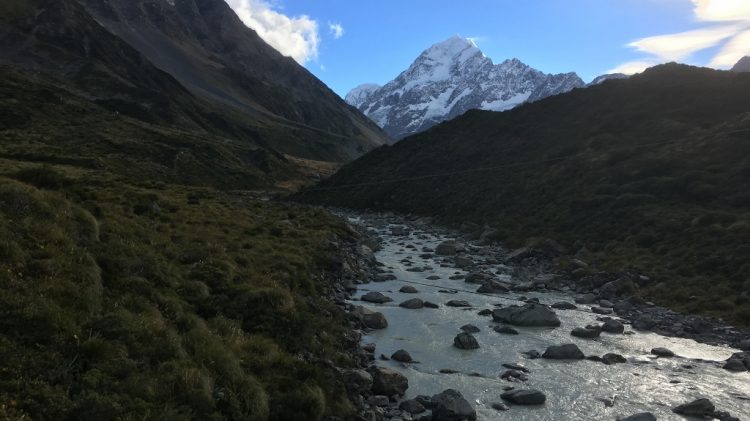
[347, 214, 750, 420]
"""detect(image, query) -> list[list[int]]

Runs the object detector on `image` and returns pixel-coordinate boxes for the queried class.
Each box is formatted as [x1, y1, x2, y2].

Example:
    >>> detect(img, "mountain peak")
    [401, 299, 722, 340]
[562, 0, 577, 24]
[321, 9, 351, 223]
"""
[347, 37, 583, 139]
[731, 56, 750, 72]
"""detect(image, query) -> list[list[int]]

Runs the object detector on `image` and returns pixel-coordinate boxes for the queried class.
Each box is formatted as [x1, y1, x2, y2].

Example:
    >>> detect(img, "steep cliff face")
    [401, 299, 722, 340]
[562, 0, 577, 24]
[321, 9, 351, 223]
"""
[346, 36, 583, 139]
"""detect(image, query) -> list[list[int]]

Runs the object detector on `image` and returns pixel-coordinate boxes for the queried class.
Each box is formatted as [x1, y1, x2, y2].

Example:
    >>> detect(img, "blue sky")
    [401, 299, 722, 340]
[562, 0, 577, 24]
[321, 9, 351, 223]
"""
[226, 0, 750, 97]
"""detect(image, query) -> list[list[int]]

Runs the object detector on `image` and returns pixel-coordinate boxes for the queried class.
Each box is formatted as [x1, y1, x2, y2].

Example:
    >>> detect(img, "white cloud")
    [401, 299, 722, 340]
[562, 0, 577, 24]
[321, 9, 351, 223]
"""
[225, 0, 319, 64]
[608, 60, 658, 75]
[328, 22, 344, 39]
[612, 0, 750, 74]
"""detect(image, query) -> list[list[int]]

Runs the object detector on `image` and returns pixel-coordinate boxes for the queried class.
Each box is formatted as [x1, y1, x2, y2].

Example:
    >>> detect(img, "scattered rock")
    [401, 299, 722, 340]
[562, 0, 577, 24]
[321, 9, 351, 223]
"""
[601, 319, 625, 334]
[552, 301, 577, 310]
[672, 398, 715, 417]
[356, 307, 388, 329]
[399, 298, 424, 309]
[460, 324, 481, 333]
[477, 280, 510, 293]
[426, 275, 441, 280]
[602, 353, 627, 365]
[478, 309, 493, 316]
[494, 325, 519, 335]
[491, 402, 510, 411]
[431, 389, 477, 421]
[454, 332, 479, 349]
[446, 300, 472, 307]
[454, 256, 474, 268]
[599, 299, 614, 308]
[501, 363, 529, 372]
[439, 368, 459, 374]
[500, 389, 546, 405]
[492, 303, 561, 327]
[522, 350, 541, 359]
[367, 395, 389, 407]
[343, 369, 372, 394]
[500, 369, 528, 382]
[391, 349, 413, 363]
[591, 307, 613, 315]
[399, 285, 418, 293]
[651, 347, 675, 358]
[542, 344, 585, 359]
[723, 354, 749, 372]
[571, 326, 601, 338]
[575, 294, 597, 304]
[369, 366, 409, 396]
[361, 291, 393, 304]
[424, 301, 440, 308]
[739, 339, 750, 351]
[399, 398, 426, 414]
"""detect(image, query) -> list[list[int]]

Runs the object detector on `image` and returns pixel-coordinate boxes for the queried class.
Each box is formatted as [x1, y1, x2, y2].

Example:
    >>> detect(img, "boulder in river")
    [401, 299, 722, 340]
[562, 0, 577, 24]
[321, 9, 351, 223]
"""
[369, 366, 408, 396]
[672, 398, 715, 417]
[454, 256, 474, 268]
[453, 332, 479, 349]
[523, 350, 541, 359]
[602, 353, 627, 365]
[542, 344, 585, 359]
[500, 389, 546, 405]
[723, 352, 749, 371]
[651, 347, 675, 357]
[399, 298, 424, 309]
[575, 294, 597, 304]
[492, 303, 561, 327]
[446, 300, 472, 307]
[739, 339, 750, 351]
[391, 349, 413, 363]
[552, 301, 577, 310]
[460, 324, 481, 333]
[477, 280, 510, 293]
[617, 412, 656, 421]
[591, 306, 613, 315]
[361, 291, 392, 304]
[343, 369, 372, 394]
[494, 325, 519, 335]
[571, 326, 601, 339]
[601, 319, 625, 334]
[431, 389, 477, 421]
[424, 301, 440, 308]
[500, 369, 528, 382]
[399, 285, 418, 293]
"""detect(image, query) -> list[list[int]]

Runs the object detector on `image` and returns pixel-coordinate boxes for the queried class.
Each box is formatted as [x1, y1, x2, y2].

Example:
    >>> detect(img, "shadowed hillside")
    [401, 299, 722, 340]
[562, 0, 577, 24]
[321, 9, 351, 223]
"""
[300, 64, 750, 325]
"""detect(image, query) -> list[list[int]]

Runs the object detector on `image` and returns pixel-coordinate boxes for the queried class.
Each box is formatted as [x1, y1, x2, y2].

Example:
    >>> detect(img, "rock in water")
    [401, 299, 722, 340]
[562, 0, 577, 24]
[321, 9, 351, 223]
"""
[602, 353, 627, 365]
[369, 366, 409, 396]
[542, 344, 585, 359]
[460, 324, 481, 333]
[361, 291, 393, 304]
[435, 241, 458, 255]
[552, 301, 577, 310]
[491, 303, 561, 327]
[672, 398, 715, 417]
[453, 332, 479, 349]
[431, 389, 477, 421]
[571, 326, 601, 338]
[601, 319, 625, 334]
[446, 300, 472, 307]
[493, 325, 519, 335]
[354, 306, 388, 329]
[390, 349, 413, 363]
[500, 389, 546, 405]
[399, 298, 424, 309]
[399, 285, 418, 293]
[617, 412, 656, 421]
[399, 398, 426, 414]
[651, 347, 675, 357]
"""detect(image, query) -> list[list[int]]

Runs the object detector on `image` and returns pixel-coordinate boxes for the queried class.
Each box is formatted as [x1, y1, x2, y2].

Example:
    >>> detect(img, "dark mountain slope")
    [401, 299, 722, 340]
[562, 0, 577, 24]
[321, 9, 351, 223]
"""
[301, 64, 750, 324]
[79, 0, 389, 160]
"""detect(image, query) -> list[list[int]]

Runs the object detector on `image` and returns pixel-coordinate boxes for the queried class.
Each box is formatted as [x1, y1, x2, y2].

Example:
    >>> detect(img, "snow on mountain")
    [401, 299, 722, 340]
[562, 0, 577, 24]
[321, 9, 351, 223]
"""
[587, 73, 629, 86]
[345, 83, 381, 108]
[346, 36, 584, 139]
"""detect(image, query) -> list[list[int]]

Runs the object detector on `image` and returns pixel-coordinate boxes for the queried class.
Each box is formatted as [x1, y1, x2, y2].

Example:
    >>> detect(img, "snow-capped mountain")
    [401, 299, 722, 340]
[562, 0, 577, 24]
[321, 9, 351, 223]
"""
[587, 73, 629, 86]
[347, 36, 584, 139]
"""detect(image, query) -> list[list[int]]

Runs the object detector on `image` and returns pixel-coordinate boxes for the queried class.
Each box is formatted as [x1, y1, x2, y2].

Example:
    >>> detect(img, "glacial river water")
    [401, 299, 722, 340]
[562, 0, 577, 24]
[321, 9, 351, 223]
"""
[348, 216, 750, 420]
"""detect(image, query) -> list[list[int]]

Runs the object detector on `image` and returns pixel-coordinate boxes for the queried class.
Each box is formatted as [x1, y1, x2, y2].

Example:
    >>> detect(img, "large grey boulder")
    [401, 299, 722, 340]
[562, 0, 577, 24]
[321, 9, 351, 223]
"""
[571, 326, 601, 339]
[551, 301, 577, 310]
[391, 349, 413, 363]
[369, 366, 408, 396]
[500, 389, 546, 405]
[492, 303, 561, 327]
[343, 369, 372, 394]
[601, 319, 625, 334]
[353, 306, 388, 329]
[672, 398, 715, 417]
[476, 280, 510, 293]
[453, 332, 479, 349]
[431, 389, 477, 421]
[542, 343, 585, 359]
[651, 347, 675, 357]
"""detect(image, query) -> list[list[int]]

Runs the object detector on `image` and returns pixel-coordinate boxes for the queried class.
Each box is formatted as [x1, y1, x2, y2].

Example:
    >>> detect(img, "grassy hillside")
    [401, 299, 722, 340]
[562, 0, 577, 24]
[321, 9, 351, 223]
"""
[300, 64, 750, 326]
[0, 160, 359, 420]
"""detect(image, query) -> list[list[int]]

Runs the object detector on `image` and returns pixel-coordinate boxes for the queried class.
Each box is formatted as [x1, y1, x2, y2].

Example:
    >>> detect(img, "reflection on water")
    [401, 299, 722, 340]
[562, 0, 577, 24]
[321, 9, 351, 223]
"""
[351, 219, 750, 420]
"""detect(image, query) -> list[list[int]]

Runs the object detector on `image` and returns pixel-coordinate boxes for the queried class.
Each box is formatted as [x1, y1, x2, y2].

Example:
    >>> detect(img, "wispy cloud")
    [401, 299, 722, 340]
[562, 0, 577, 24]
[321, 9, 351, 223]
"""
[611, 0, 750, 74]
[225, 0, 319, 64]
[328, 22, 344, 39]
